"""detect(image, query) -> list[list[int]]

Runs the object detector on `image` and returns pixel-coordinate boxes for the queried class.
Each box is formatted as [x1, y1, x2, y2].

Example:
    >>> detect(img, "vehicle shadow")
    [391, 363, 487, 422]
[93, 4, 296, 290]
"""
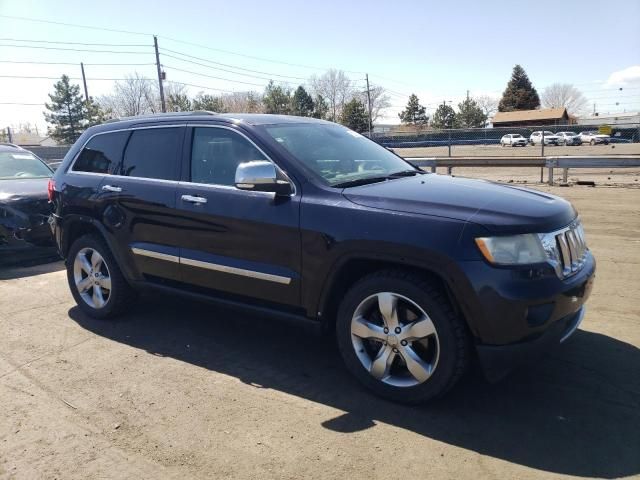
[69, 295, 640, 479]
[0, 258, 63, 280]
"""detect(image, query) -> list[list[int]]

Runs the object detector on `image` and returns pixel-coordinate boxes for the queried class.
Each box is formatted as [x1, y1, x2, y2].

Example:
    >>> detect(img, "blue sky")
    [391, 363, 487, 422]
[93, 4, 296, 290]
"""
[1, 0, 639, 130]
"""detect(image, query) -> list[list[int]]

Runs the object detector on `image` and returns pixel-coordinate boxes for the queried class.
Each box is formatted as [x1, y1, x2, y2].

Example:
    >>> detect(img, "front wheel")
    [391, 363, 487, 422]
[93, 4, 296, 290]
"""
[336, 270, 470, 403]
[67, 234, 136, 319]
[590, 139, 596, 146]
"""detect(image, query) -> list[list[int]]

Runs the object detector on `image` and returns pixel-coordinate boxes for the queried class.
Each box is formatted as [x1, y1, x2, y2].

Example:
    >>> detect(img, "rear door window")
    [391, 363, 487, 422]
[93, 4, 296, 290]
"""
[73, 131, 130, 174]
[120, 127, 182, 180]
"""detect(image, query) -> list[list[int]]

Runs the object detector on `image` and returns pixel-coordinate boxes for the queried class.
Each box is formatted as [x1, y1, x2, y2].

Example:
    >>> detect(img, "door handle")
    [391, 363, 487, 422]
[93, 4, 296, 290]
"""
[102, 184, 122, 193]
[181, 194, 207, 204]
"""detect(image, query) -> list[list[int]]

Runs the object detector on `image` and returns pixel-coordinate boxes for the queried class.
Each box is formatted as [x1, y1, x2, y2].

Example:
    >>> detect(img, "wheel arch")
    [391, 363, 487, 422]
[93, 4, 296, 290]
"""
[61, 215, 139, 282]
[316, 253, 480, 339]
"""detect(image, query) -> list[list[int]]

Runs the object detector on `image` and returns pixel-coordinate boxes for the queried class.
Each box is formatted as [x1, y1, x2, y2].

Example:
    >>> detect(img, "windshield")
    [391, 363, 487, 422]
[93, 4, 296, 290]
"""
[0, 151, 52, 180]
[544, 131, 554, 135]
[513, 134, 523, 138]
[263, 124, 415, 186]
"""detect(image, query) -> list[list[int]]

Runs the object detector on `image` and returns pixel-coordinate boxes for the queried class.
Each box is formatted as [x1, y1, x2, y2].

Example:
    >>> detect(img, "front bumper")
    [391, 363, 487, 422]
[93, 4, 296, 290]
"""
[458, 252, 596, 381]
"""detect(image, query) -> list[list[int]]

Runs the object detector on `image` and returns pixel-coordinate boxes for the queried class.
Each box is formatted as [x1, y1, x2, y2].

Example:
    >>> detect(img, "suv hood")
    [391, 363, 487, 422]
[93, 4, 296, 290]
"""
[343, 174, 576, 234]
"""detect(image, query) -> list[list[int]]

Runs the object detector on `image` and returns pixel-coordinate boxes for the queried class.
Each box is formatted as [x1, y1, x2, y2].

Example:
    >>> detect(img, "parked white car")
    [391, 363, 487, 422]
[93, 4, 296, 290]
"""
[529, 131, 560, 146]
[579, 131, 610, 145]
[556, 132, 583, 146]
[500, 134, 528, 147]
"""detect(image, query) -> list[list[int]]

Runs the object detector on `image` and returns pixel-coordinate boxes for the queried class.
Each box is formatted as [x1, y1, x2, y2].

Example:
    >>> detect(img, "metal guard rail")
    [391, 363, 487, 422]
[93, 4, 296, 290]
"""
[405, 156, 640, 185]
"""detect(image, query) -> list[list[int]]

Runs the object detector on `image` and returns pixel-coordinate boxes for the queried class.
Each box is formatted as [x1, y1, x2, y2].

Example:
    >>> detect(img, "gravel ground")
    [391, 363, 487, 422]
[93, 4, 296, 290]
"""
[0, 183, 639, 480]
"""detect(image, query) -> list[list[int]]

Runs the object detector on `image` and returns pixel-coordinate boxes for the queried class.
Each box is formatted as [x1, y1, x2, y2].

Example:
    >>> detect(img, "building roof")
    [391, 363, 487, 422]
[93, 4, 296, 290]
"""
[493, 108, 568, 124]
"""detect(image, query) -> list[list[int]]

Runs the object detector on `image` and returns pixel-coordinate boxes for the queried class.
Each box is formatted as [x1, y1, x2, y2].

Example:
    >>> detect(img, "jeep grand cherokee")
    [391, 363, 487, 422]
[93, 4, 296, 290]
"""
[49, 112, 595, 403]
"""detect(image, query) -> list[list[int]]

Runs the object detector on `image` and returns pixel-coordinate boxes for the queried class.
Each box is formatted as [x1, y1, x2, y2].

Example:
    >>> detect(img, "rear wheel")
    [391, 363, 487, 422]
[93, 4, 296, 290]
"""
[336, 270, 470, 403]
[67, 234, 136, 319]
[590, 139, 596, 146]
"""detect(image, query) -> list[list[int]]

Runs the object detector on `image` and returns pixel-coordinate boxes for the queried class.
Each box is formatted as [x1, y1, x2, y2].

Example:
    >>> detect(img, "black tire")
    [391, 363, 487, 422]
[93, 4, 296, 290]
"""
[336, 270, 470, 404]
[66, 234, 137, 319]
[590, 139, 595, 146]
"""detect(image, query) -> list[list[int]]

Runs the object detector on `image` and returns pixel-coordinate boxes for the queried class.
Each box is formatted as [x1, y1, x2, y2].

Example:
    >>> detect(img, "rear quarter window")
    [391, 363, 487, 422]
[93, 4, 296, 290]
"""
[73, 131, 130, 174]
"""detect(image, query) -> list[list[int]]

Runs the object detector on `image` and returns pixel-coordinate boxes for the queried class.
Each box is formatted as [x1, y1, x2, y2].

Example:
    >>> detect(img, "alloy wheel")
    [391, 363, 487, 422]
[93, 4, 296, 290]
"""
[350, 292, 440, 387]
[73, 247, 111, 309]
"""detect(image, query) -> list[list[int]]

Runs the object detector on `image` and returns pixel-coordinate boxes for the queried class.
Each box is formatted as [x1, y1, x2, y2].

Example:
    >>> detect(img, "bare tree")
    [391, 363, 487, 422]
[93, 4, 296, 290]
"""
[99, 72, 157, 117]
[356, 85, 391, 123]
[310, 69, 353, 122]
[221, 91, 263, 113]
[541, 83, 588, 115]
[475, 95, 499, 123]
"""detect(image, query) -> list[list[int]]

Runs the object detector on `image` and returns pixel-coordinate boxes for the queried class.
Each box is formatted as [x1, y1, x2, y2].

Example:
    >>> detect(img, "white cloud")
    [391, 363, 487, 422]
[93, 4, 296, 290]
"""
[604, 66, 640, 87]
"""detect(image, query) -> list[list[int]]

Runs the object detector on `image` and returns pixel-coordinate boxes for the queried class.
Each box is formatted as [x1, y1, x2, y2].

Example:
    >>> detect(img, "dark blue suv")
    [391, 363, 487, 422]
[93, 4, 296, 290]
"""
[49, 112, 595, 403]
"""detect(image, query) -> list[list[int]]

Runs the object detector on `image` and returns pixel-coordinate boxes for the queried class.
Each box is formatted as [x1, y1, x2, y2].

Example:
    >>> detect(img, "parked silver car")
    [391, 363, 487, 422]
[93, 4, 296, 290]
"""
[556, 132, 583, 146]
[579, 131, 610, 145]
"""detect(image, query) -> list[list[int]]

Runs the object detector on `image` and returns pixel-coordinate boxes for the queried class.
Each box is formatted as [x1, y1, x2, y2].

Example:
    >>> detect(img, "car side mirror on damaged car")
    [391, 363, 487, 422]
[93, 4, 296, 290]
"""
[235, 161, 293, 197]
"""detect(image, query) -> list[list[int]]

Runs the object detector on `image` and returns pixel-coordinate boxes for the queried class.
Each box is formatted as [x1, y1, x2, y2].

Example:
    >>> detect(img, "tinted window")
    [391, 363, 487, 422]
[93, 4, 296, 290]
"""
[190, 127, 267, 186]
[120, 127, 181, 180]
[73, 131, 129, 174]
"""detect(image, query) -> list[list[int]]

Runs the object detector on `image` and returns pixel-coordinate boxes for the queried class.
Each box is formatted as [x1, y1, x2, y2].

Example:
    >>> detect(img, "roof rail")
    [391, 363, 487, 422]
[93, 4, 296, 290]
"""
[104, 111, 217, 124]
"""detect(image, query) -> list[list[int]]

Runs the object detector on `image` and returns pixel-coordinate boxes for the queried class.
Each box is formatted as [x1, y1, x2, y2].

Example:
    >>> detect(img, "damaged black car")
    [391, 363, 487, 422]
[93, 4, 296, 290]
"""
[0, 144, 58, 266]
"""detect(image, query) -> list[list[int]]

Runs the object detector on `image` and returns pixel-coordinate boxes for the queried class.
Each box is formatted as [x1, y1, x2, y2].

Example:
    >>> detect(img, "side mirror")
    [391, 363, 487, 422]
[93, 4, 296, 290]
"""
[235, 161, 292, 196]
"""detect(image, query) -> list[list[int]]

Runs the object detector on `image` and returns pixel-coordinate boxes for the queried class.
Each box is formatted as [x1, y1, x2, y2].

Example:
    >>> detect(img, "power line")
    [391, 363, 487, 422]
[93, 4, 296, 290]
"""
[163, 64, 269, 88]
[0, 14, 151, 37]
[160, 48, 308, 81]
[0, 43, 151, 54]
[158, 36, 365, 75]
[0, 60, 156, 66]
[0, 74, 135, 81]
[0, 38, 149, 47]
[160, 53, 301, 85]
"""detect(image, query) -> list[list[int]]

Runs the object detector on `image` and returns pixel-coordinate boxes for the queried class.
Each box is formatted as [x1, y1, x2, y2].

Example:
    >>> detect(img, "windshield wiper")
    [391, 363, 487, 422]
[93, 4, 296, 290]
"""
[333, 170, 423, 188]
[388, 169, 423, 177]
[333, 176, 390, 188]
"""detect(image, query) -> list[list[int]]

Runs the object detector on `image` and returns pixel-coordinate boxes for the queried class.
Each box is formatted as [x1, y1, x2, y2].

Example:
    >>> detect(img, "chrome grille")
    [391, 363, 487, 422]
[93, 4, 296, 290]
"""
[554, 222, 588, 277]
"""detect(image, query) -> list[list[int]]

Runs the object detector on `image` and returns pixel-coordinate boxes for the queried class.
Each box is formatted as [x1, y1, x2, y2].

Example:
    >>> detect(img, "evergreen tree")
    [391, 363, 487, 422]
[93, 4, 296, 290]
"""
[455, 97, 487, 128]
[312, 94, 329, 119]
[86, 97, 109, 126]
[290, 86, 315, 117]
[430, 103, 457, 129]
[398, 94, 428, 125]
[167, 93, 192, 112]
[498, 65, 540, 112]
[193, 93, 227, 112]
[44, 75, 87, 144]
[263, 81, 291, 114]
[340, 99, 369, 133]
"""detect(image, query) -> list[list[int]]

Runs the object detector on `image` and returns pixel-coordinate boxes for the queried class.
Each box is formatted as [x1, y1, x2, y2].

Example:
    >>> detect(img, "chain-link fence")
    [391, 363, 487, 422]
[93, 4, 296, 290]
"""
[371, 122, 640, 158]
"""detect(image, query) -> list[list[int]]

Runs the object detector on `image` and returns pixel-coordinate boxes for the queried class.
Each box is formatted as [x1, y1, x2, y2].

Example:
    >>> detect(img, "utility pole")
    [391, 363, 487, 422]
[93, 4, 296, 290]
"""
[80, 62, 89, 105]
[365, 74, 372, 137]
[466, 90, 469, 101]
[154, 36, 166, 113]
[6, 126, 12, 143]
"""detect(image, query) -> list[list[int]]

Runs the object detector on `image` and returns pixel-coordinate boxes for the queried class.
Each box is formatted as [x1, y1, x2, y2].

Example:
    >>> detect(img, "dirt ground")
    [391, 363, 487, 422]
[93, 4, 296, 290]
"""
[393, 142, 640, 158]
[0, 179, 639, 479]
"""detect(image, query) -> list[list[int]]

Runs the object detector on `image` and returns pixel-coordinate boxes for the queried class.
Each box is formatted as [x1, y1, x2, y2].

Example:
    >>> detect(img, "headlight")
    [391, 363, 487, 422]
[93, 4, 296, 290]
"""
[475, 234, 547, 265]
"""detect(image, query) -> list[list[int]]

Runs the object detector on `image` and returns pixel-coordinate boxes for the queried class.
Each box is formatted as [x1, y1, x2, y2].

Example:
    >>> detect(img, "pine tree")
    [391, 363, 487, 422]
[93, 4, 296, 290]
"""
[290, 86, 315, 117]
[340, 99, 369, 133]
[431, 103, 457, 129]
[498, 65, 540, 112]
[312, 95, 329, 119]
[86, 97, 108, 126]
[398, 94, 428, 125]
[44, 75, 87, 144]
[193, 93, 227, 112]
[167, 93, 192, 112]
[263, 81, 291, 114]
[456, 97, 487, 128]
